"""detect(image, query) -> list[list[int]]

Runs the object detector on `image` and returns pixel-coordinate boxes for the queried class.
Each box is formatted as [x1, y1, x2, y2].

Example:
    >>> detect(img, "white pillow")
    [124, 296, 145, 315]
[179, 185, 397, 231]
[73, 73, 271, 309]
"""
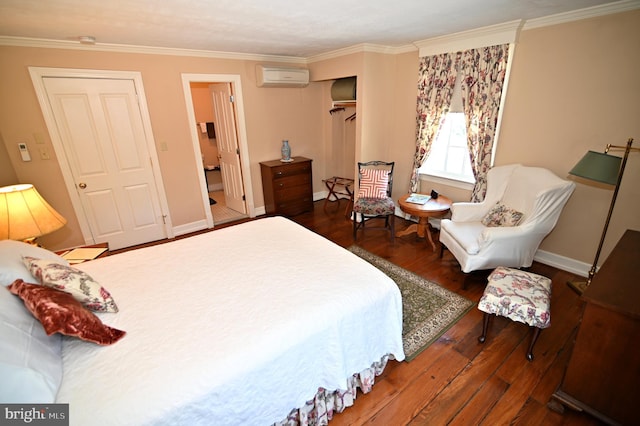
[0, 283, 63, 403]
[0, 240, 69, 287]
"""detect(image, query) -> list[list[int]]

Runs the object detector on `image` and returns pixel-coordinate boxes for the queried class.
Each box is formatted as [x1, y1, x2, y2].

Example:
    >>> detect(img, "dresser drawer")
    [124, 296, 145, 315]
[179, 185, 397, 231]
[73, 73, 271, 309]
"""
[274, 182, 312, 202]
[273, 173, 312, 191]
[271, 162, 312, 179]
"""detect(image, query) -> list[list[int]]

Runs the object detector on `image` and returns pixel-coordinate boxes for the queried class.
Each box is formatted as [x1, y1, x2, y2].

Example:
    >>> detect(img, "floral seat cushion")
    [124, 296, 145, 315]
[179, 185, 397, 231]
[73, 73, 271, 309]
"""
[478, 266, 551, 329]
[352, 197, 395, 215]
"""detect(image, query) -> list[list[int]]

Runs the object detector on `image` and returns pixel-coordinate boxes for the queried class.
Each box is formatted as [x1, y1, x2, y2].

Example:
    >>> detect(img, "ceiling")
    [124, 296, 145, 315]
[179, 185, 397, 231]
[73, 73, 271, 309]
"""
[0, 0, 623, 58]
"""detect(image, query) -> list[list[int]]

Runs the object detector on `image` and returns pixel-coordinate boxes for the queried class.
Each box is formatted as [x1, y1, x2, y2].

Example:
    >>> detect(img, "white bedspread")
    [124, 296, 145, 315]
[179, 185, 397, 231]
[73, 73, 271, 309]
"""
[56, 217, 404, 425]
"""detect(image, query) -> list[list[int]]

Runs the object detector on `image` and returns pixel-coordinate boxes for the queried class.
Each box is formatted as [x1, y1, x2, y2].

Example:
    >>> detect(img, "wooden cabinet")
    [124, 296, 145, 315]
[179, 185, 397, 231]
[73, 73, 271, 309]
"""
[549, 230, 640, 425]
[260, 157, 313, 216]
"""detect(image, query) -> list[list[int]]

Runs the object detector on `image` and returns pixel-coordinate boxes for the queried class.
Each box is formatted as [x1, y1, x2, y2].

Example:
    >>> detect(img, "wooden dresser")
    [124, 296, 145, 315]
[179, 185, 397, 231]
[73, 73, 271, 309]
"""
[549, 229, 640, 425]
[260, 156, 313, 216]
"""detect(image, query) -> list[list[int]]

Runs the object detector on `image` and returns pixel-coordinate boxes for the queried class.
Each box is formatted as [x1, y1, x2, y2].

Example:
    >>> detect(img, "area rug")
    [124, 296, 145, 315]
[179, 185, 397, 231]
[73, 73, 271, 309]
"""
[348, 245, 474, 361]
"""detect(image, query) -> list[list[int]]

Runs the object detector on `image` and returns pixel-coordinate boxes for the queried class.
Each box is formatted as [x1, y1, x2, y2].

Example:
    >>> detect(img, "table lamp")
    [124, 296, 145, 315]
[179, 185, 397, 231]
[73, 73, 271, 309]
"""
[0, 184, 67, 245]
[567, 137, 637, 294]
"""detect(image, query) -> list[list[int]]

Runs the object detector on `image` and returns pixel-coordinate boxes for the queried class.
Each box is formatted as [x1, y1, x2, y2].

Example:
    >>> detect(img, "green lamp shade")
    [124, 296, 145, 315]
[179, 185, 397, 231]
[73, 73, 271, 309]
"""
[569, 151, 622, 185]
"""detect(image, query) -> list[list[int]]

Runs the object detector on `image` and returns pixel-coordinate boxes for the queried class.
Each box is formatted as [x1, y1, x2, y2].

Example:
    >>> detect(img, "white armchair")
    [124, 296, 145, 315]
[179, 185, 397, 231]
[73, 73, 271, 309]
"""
[440, 164, 575, 274]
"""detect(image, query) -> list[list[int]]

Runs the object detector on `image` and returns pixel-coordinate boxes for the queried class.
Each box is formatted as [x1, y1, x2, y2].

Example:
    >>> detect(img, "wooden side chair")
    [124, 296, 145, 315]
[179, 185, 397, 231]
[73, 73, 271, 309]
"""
[352, 161, 395, 242]
[477, 266, 552, 361]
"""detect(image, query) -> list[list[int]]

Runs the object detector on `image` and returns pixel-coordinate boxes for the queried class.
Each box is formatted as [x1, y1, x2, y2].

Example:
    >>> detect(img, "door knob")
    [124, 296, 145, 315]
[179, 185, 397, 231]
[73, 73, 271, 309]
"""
[78, 183, 87, 189]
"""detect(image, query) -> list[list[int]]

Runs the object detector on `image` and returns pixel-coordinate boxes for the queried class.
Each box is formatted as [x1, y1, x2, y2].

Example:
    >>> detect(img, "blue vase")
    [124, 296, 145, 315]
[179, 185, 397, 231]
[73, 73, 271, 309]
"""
[281, 140, 291, 161]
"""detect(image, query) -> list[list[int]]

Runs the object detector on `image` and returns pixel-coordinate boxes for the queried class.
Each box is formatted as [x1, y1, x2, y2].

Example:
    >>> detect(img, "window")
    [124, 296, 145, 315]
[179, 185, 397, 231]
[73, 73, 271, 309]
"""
[419, 112, 475, 184]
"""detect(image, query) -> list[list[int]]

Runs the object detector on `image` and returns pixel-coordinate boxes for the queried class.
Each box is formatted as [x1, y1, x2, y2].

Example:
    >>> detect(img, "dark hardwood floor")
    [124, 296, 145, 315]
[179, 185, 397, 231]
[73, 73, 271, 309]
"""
[291, 200, 602, 426]
[113, 199, 602, 425]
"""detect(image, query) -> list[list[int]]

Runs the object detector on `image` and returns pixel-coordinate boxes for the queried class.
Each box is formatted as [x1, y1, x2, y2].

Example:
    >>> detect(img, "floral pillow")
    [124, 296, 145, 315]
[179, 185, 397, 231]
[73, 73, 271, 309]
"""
[481, 202, 524, 227]
[8, 279, 125, 346]
[357, 169, 389, 199]
[22, 257, 118, 313]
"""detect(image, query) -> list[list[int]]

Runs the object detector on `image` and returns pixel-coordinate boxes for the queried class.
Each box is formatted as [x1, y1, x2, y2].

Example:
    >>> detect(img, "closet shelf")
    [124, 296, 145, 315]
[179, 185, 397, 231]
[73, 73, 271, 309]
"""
[331, 101, 356, 108]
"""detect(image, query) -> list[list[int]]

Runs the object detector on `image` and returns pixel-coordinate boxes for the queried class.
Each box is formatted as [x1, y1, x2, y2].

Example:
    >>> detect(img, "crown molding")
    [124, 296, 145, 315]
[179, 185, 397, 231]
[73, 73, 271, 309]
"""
[414, 20, 523, 57]
[412, 0, 639, 57]
[523, 0, 640, 30]
[0, 36, 307, 64]
[306, 42, 416, 63]
[0, 34, 414, 64]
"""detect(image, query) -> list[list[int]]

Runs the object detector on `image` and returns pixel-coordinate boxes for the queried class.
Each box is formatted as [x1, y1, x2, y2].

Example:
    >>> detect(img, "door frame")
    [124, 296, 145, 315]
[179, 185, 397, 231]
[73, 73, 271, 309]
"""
[181, 73, 254, 228]
[29, 67, 174, 244]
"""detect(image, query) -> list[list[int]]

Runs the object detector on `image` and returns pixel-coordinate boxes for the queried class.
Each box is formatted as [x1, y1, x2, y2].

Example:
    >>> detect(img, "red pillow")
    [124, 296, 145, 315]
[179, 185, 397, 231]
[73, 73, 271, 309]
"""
[358, 168, 389, 198]
[7, 279, 126, 346]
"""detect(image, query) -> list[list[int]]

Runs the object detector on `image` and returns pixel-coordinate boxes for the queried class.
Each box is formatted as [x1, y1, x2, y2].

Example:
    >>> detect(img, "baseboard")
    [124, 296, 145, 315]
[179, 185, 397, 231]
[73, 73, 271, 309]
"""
[172, 220, 209, 236]
[534, 249, 589, 278]
[315, 190, 330, 201]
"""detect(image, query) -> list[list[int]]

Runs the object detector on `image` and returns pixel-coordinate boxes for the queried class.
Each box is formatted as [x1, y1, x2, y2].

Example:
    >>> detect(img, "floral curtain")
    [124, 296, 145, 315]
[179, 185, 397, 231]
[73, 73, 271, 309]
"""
[409, 52, 460, 192]
[411, 44, 509, 201]
[460, 44, 510, 201]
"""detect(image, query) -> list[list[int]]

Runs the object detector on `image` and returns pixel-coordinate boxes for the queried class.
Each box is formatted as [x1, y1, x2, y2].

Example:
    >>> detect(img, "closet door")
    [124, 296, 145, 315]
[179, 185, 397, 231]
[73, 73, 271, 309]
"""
[39, 75, 169, 249]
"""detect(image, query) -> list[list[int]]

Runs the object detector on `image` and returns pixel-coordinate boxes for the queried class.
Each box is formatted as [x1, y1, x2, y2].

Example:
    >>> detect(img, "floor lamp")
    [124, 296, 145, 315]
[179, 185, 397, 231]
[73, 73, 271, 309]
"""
[567, 137, 637, 295]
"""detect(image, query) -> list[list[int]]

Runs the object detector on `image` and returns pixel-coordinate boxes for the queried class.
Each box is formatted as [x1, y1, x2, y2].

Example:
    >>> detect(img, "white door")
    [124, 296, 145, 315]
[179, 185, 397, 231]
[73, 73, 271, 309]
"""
[209, 83, 246, 214]
[42, 77, 168, 250]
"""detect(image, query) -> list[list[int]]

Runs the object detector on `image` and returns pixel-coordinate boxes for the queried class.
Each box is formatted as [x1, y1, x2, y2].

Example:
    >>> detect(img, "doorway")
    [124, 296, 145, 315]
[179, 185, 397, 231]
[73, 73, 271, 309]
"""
[181, 74, 254, 227]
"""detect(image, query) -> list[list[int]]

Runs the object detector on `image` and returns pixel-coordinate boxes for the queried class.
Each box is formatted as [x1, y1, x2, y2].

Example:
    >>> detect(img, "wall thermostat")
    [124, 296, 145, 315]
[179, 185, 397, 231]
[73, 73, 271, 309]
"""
[18, 143, 31, 162]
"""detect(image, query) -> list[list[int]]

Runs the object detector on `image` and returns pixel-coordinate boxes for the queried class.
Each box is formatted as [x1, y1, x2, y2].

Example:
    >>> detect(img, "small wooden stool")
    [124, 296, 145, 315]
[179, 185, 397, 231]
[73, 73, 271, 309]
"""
[478, 266, 552, 361]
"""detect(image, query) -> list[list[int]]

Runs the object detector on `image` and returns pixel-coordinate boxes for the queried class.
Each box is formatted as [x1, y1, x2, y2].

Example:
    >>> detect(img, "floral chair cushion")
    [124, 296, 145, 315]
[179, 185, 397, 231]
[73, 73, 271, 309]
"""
[353, 197, 395, 216]
[481, 202, 524, 227]
[478, 266, 551, 329]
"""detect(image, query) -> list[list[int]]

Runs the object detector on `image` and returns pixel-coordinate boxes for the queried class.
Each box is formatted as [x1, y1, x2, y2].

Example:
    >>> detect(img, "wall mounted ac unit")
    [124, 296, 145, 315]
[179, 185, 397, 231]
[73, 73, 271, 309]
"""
[256, 65, 310, 88]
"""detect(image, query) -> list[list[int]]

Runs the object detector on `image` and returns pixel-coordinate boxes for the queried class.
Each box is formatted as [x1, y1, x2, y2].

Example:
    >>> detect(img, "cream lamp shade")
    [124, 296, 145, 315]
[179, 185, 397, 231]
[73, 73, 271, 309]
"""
[0, 184, 67, 242]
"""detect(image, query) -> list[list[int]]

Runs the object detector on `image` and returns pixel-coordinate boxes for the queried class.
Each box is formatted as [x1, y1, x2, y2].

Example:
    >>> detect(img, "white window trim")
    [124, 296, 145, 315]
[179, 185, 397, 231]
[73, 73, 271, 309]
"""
[419, 172, 474, 191]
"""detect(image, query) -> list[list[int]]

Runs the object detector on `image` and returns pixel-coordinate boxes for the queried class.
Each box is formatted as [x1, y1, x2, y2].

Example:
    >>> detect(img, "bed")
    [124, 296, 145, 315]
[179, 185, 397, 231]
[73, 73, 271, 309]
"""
[0, 216, 405, 425]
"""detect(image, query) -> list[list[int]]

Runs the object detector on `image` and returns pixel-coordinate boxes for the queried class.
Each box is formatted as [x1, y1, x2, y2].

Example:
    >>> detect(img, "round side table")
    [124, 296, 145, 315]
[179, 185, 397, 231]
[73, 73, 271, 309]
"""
[397, 193, 452, 251]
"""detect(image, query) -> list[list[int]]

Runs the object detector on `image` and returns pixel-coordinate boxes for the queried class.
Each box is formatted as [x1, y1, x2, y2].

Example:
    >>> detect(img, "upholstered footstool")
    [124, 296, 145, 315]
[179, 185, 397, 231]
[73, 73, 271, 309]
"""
[478, 266, 552, 361]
